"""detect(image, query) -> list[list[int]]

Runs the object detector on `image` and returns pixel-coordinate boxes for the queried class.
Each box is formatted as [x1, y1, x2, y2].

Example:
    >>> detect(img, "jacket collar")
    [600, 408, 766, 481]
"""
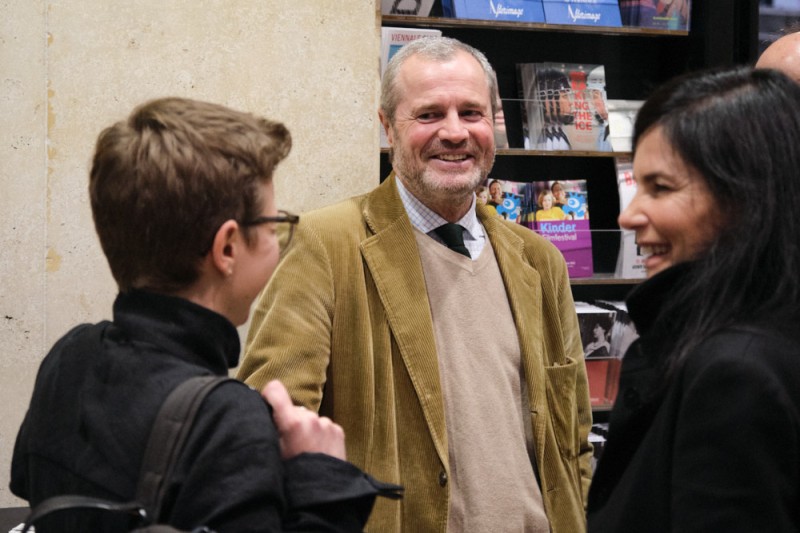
[626, 261, 695, 336]
[113, 290, 240, 374]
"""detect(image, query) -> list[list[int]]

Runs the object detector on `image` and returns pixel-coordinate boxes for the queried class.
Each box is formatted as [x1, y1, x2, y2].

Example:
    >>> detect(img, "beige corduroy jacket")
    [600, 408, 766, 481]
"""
[238, 175, 593, 532]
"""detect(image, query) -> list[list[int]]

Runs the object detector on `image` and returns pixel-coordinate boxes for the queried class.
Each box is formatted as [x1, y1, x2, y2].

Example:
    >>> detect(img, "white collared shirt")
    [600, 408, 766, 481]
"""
[395, 177, 487, 260]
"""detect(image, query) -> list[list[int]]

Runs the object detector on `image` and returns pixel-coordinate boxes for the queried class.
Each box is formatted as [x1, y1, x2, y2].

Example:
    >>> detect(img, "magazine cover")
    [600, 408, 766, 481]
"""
[380, 27, 442, 147]
[524, 179, 594, 278]
[381, 0, 436, 16]
[442, 0, 546, 22]
[613, 156, 647, 279]
[380, 27, 442, 77]
[478, 178, 527, 222]
[542, 0, 622, 27]
[592, 299, 639, 406]
[517, 62, 568, 150]
[575, 301, 617, 407]
[607, 99, 643, 152]
[517, 62, 611, 151]
[593, 300, 639, 359]
[618, 0, 690, 30]
[479, 178, 594, 278]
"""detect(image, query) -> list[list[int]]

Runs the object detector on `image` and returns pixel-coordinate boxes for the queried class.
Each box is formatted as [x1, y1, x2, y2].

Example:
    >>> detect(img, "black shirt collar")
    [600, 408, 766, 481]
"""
[112, 290, 241, 373]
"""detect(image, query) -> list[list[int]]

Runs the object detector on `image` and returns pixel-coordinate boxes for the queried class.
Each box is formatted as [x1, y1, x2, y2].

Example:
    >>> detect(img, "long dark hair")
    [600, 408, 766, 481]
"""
[633, 66, 800, 371]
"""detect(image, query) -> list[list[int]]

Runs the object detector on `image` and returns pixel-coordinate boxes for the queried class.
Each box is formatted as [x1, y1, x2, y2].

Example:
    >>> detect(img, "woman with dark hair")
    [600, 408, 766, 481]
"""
[587, 66, 800, 532]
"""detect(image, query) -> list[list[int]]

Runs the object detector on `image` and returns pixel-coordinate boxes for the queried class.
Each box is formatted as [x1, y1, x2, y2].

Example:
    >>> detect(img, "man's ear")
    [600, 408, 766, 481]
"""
[209, 219, 240, 277]
[379, 110, 393, 146]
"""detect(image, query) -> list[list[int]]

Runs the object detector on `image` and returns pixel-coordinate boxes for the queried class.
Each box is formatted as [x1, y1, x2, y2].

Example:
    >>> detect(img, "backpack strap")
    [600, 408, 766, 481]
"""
[135, 375, 236, 524]
[21, 495, 146, 532]
[21, 375, 235, 532]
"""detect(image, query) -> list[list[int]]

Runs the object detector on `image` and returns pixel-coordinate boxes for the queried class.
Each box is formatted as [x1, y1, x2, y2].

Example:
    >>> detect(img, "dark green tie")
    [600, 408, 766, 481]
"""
[434, 223, 470, 258]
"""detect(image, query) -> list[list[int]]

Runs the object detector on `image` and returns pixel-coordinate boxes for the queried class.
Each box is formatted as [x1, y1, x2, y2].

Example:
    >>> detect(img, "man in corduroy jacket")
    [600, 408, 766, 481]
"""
[238, 36, 593, 533]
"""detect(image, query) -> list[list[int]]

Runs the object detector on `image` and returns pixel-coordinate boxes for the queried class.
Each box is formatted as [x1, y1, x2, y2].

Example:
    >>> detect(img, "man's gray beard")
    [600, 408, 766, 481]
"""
[391, 149, 494, 202]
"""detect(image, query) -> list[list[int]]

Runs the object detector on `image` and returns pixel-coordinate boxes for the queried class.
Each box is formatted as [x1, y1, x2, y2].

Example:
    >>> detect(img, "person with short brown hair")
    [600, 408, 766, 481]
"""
[11, 97, 397, 532]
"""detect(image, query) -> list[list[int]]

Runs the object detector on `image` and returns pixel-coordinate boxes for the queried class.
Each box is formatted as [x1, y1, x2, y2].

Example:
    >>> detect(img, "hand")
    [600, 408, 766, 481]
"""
[261, 380, 347, 461]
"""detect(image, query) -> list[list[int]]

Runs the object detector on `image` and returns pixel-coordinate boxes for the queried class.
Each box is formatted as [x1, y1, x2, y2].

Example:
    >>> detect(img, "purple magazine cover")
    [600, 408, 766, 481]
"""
[480, 178, 593, 278]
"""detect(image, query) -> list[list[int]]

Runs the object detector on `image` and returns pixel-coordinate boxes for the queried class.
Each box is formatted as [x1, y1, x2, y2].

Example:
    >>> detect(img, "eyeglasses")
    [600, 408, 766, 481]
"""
[241, 209, 300, 252]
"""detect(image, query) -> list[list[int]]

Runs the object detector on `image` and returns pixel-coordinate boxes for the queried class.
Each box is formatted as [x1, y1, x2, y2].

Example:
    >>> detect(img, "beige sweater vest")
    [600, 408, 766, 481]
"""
[415, 230, 549, 532]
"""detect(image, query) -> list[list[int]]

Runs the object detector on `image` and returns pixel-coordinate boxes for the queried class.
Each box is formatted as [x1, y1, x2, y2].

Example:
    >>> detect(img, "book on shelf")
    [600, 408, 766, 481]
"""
[380, 27, 442, 147]
[516, 62, 612, 152]
[480, 178, 593, 278]
[542, 0, 622, 27]
[381, 0, 436, 16]
[613, 156, 647, 279]
[575, 300, 619, 407]
[442, 0, 546, 22]
[618, 0, 690, 30]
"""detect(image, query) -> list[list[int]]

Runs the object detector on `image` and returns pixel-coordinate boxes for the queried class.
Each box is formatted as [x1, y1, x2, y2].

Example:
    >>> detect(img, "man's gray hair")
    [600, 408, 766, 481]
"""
[380, 36, 498, 125]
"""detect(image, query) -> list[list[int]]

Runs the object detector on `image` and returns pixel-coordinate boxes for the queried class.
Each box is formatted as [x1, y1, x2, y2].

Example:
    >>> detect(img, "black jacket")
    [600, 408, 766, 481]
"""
[587, 265, 800, 532]
[11, 290, 397, 532]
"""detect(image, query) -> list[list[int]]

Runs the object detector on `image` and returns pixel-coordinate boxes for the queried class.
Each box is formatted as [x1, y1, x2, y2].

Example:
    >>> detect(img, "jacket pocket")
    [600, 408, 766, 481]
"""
[543, 356, 579, 459]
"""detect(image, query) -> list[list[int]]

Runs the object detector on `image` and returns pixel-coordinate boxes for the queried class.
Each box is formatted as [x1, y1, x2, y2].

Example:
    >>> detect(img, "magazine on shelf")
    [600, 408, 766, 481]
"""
[478, 178, 526, 222]
[575, 301, 618, 407]
[380, 27, 442, 77]
[517, 62, 611, 151]
[613, 156, 647, 279]
[607, 99, 643, 152]
[442, 0, 545, 22]
[542, 0, 622, 27]
[618, 0, 690, 30]
[592, 299, 639, 406]
[593, 300, 639, 359]
[381, 0, 436, 16]
[480, 178, 593, 278]
[380, 27, 442, 147]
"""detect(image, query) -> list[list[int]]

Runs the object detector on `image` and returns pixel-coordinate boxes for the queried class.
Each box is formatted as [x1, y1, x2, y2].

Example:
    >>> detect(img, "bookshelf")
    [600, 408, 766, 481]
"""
[380, 0, 758, 305]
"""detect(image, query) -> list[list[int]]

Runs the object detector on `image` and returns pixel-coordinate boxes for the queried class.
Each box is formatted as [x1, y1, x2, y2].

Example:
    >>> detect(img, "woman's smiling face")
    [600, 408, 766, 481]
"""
[618, 126, 724, 278]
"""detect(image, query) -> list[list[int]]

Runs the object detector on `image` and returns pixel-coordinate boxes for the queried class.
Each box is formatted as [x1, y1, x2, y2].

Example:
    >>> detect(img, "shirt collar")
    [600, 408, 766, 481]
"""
[395, 176, 483, 241]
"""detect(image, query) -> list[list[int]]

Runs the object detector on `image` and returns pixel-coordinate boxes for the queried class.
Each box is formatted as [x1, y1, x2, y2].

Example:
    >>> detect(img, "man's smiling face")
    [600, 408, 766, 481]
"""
[385, 50, 496, 209]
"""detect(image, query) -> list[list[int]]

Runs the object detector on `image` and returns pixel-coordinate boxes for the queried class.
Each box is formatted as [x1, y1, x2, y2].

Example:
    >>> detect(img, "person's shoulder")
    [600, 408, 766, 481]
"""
[306, 192, 368, 219]
[195, 379, 277, 439]
[41, 321, 111, 366]
[296, 191, 371, 236]
[205, 379, 269, 411]
[684, 324, 800, 382]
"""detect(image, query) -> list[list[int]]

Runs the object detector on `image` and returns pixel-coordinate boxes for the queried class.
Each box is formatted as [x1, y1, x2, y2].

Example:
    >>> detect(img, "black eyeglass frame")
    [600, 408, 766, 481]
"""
[240, 209, 300, 251]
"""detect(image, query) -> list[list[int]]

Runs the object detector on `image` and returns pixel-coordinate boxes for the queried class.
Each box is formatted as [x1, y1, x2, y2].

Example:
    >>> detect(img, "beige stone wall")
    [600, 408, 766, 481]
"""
[0, 0, 380, 507]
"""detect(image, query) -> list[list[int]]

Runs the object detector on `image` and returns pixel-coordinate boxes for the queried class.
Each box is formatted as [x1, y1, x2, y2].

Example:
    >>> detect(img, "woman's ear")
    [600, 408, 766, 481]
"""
[209, 220, 240, 277]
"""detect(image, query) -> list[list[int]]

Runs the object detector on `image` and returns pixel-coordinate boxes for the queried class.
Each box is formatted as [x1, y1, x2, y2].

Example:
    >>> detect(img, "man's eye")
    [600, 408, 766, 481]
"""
[417, 112, 440, 122]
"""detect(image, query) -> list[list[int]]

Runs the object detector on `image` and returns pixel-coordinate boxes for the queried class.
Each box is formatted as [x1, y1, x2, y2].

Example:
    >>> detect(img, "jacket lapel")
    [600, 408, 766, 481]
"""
[359, 176, 449, 467]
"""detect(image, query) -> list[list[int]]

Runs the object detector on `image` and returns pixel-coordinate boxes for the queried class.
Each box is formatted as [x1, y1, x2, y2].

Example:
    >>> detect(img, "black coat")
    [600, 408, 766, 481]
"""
[588, 265, 800, 532]
[11, 290, 396, 532]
